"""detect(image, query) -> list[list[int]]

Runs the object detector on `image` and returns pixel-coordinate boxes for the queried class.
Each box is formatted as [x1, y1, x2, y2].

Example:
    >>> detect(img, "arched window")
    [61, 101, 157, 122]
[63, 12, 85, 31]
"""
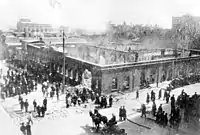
[59, 66, 62, 73]
[132, 72, 135, 88]
[65, 69, 68, 77]
[123, 76, 130, 90]
[96, 80, 99, 89]
[140, 69, 146, 86]
[70, 70, 73, 79]
[112, 77, 117, 89]
[57, 66, 60, 73]
[150, 68, 156, 84]
[75, 72, 79, 81]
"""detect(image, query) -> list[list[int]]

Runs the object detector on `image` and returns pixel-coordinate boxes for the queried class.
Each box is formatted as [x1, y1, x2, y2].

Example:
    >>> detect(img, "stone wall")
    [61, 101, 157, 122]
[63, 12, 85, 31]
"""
[26, 41, 200, 95]
[57, 44, 136, 65]
[100, 56, 200, 93]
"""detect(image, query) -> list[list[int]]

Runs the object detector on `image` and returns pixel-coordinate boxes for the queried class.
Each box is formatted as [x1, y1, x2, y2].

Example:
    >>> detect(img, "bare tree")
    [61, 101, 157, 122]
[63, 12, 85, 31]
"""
[172, 15, 200, 49]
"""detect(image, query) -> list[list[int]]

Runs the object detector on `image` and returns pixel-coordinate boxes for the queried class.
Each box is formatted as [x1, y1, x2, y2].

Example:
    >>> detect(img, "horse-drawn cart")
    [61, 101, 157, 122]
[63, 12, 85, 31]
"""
[100, 125, 127, 135]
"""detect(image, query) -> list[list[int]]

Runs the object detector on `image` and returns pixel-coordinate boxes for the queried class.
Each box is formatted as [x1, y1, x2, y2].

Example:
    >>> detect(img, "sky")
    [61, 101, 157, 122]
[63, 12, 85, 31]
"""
[0, 0, 200, 32]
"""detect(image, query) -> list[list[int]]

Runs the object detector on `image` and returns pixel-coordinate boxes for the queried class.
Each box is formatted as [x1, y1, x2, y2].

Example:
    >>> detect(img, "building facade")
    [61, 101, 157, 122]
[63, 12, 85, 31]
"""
[17, 19, 54, 37]
[172, 14, 200, 29]
[23, 39, 200, 95]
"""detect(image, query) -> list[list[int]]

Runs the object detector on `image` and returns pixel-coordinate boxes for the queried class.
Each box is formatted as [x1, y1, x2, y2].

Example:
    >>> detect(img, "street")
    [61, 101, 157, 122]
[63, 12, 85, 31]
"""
[0, 105, 21, 135]
[1, 82, 200, 135]
[1, 61, 200, 135]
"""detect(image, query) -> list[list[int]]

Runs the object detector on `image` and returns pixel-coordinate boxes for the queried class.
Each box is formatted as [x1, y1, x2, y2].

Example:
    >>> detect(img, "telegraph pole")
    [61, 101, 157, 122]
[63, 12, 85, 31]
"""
[156, 65, 159, 87]
[62, 30, 65, 93]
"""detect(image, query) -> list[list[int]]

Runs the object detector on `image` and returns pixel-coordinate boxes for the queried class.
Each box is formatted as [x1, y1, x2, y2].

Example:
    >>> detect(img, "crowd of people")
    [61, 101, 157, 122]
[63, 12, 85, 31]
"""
[140, 87, 200, 130]
[94, 94, 113, 108]
[119, 106, 127, 121]
[1, 68, 36, 98]
[1, 62, 200, 134]
[20, 122, 32, 135]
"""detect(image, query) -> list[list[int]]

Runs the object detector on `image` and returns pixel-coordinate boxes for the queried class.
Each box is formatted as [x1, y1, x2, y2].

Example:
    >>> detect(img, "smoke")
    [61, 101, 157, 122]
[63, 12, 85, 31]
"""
[140, 34, 175, 49]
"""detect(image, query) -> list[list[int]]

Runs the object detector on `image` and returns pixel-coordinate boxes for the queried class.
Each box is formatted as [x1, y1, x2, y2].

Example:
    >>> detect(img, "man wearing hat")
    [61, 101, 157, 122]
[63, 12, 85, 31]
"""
[20, 122, 26, 135]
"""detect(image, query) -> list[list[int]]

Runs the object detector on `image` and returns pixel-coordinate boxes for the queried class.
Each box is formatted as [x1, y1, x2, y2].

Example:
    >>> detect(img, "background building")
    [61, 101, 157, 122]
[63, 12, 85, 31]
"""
[172, 14, 200, 29]
[17, 19, 54, 37]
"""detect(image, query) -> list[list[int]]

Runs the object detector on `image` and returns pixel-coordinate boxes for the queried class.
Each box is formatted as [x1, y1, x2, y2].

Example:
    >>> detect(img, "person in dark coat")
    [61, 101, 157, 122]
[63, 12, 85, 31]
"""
[108, 114, 117, 126]
[119, 106, 123, 121]
[56, 86, 59, 100]
[81, 94, 86, 104]
[91, 92, 95, 102]
[152, 101, 157, 117]
[170, 94, 175, 106]
[160, 111, 165, 125]
[158, 104, 163, 114]
[163, 113, 168, 127]
[158, 89, 162, 99]
[50, 88, 54, 99]
[20, 99, 24, 111]
[37, 105, 41, 117]
[20, 123, 26, 135]
[175, 107, 180, 118]
[151, 90, 154, 101]
[26, 122, 32, 135]
[122, 106, 127, 121]
[103, 96, 107, 108]
[43, 98, 47, 111]
[155, 112, 160, 123]
[109, 95, 113, 107]
[65, 94, 69, 108]
[152, 92, 156, 102]
[18, 94, 23, 103]
[136, 90, 139, 99]
[181, 89, 185, 96]
[146, 93, 150, 104]
[72, 94, 77, 106]
[192, 92, 198, 99]
[77, 97, 81, 106]
[94, 93, 100, 104]
[41, 105, 46, 117]
[100, 96, 104, 108]
[24, 99, 29, 113]
[33, 99, 37, 112]
[166, 92, 170, 104]
[141, 104, 146, 118]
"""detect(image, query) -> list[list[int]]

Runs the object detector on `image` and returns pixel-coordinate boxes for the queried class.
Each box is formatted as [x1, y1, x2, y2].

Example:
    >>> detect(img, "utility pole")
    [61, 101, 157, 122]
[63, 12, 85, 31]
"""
[156, 65, 159, 87]
[62, 30, 65, 93]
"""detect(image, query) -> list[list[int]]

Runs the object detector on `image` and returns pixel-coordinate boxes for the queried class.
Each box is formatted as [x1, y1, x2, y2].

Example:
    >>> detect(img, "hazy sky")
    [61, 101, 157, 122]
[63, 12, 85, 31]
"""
[0, 0, 200, 31]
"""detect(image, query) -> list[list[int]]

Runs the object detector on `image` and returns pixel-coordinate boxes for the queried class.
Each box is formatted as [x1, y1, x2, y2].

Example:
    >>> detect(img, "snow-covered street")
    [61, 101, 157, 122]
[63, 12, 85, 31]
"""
[0, 105, 21, 135]
[1, 82, 200, 135]
[1, 61, 200, 135]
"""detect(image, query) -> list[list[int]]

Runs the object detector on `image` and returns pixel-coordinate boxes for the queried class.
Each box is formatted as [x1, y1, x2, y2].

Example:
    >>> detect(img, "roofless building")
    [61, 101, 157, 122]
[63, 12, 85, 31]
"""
[21, 38, 200, 95]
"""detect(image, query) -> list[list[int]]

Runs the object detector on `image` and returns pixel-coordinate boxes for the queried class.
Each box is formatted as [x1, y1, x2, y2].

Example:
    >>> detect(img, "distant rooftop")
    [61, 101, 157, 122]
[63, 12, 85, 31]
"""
[18, 18, 52, 27]
[19, 19, 31, 22]
[45, 37, 88, 45]
[6, 42, 22, 46]
[21, 39, 41, 43]
[28, 43, 45, 48]
[5, 36, 20, 44]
